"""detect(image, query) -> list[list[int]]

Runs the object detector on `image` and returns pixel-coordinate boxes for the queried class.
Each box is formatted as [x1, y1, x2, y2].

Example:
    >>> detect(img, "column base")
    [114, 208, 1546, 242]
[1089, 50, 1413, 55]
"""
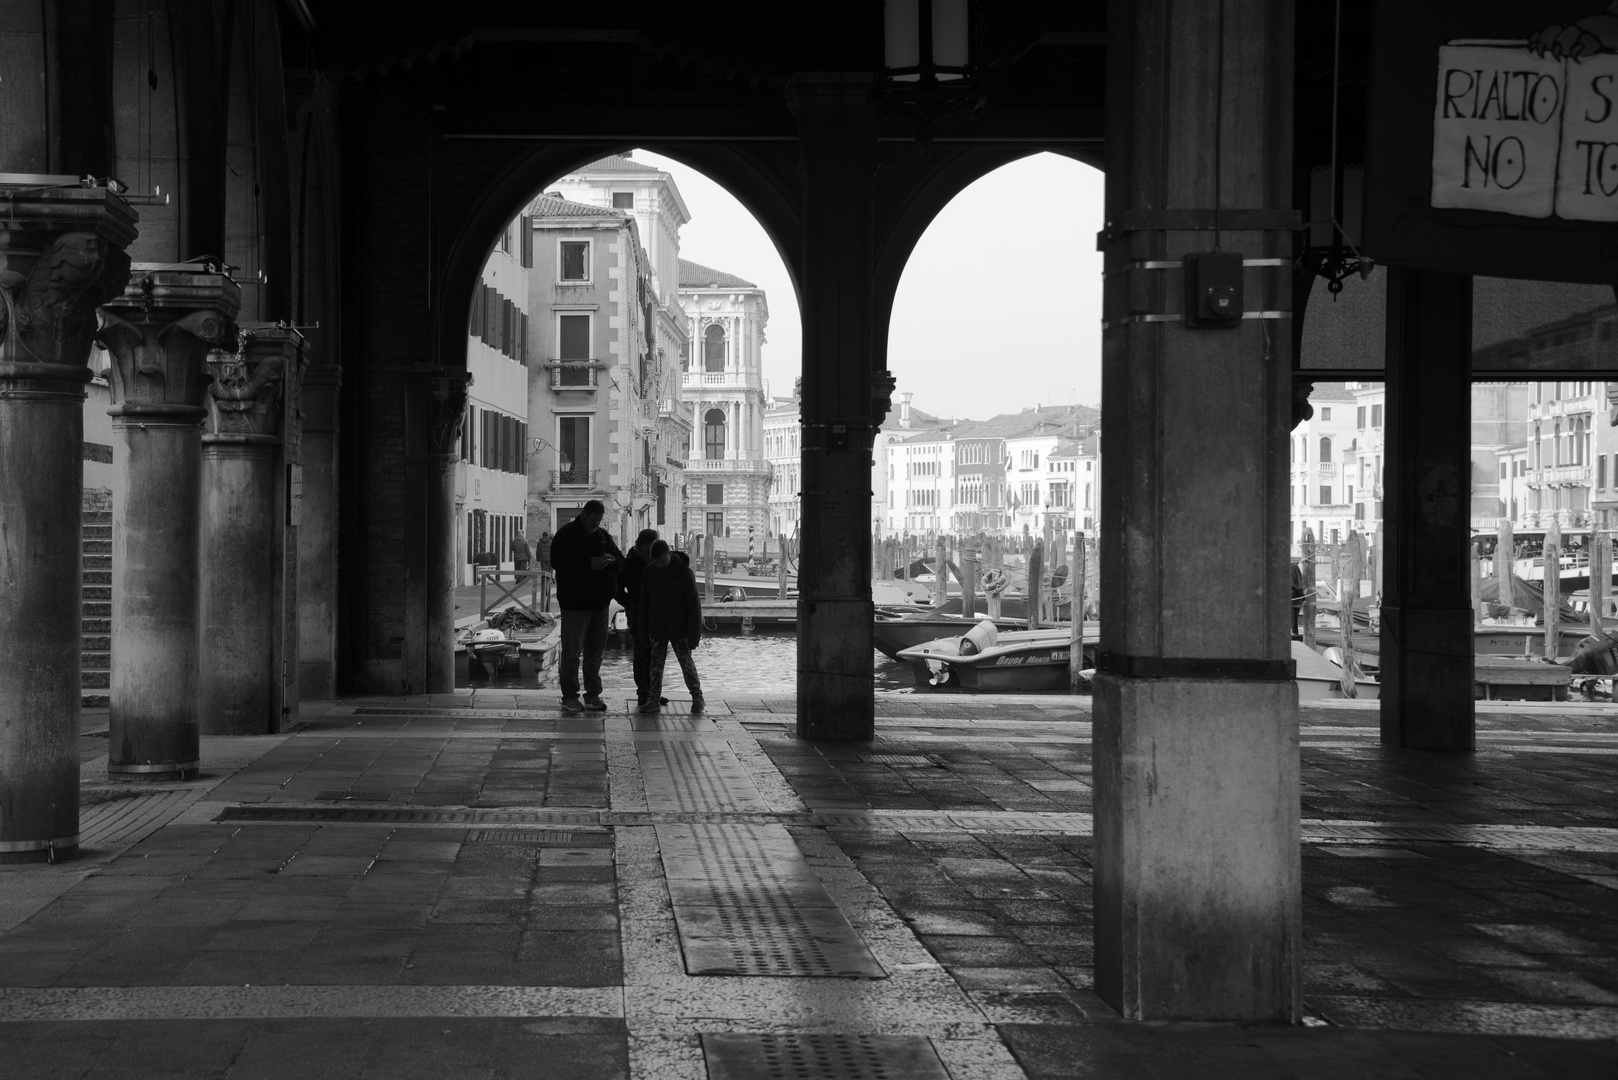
[0, 836, 80, 865]
[1378, 604, 1476, 750]
[108, 760, 200, 780]
[797, 597, 875, 741]
[1092, 672, 1301, 1022]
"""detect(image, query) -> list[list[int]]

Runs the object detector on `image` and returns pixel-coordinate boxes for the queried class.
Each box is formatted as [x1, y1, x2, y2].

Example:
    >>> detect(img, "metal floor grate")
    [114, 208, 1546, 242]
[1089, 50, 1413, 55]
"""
[314, 790, 399, 802]
[466, 829, 577, 844]
[659, 823, 884, 979]
[701, 1033, 950, 1080]
[79, 790, 198, 847]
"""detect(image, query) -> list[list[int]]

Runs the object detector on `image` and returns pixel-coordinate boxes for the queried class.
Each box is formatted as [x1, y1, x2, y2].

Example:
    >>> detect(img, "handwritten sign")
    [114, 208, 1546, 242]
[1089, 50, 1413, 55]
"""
[1432, 44, 1618, 221]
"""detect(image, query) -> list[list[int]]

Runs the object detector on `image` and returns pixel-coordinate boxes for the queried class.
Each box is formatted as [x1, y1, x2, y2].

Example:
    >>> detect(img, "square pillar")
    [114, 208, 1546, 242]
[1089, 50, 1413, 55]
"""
[402, 368, 471, 695]
[788, 73, 881, 742]
[1093, 0, 1301, 1020]
[1379, 268, 1475, 749]
[0, 185, 136, 861]
[298, 363, 342, 699]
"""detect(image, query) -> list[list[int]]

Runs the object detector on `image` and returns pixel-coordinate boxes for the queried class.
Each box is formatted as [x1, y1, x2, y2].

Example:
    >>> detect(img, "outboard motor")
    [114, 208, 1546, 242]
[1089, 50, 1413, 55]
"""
[1567, 631, 1618, 676]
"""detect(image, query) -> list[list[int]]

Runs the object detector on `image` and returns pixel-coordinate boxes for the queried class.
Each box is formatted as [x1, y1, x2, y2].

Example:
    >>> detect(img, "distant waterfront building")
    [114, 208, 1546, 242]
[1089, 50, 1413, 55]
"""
[764, 389, 802, 539]
[1523, 381, 1599, 529]
[1290, 383, 1359, 547]
[678, 258, 772, 542]
[461, 214, 531, 584]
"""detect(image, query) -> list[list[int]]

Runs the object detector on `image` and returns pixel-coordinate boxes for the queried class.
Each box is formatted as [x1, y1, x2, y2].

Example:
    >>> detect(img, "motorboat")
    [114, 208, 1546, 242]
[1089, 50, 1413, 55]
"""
[874, 610, 1029, 661]
[897, 621, 1099, 692]
[899, 622, 1378, 699]
[454, 607, 561, 686]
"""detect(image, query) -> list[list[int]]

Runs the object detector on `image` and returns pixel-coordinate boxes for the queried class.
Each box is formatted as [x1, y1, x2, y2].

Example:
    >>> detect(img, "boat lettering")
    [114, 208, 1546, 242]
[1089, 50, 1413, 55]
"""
[995, 656, 1026, 666]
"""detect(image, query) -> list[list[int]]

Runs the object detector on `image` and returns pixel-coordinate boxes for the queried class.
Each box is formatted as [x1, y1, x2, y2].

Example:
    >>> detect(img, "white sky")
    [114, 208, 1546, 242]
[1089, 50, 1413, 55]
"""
[635, 149, 1105, 417]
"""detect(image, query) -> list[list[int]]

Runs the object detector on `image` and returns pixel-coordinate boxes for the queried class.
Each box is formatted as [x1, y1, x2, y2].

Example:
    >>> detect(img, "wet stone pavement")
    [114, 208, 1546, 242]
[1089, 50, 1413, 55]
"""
[1, 695, 1615, 1078]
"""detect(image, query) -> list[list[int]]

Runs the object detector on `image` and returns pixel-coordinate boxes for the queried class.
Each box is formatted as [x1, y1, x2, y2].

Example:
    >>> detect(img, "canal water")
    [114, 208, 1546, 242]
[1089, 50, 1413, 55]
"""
[471, 631, 918, 694]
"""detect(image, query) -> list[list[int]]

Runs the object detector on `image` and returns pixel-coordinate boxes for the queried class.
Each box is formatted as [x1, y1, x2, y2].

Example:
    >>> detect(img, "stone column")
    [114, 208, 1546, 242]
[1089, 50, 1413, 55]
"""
[788, 74, 882, 741]
[403, 368, 470, 695]
[1093, 0, 1301, 1020]
[298, 363, 342, 699]
[98, 268, 241, 779]
[0, 186, 135, 862]
[1379, 268, 1475, 749]
[198, 326, 306, 734]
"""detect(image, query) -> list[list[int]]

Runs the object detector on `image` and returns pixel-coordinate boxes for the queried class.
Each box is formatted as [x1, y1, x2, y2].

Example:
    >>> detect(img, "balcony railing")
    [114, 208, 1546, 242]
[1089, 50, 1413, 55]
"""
[686, 457, 772, 474]
[1317, 463, 1336, 478]
[546, 361, 599, 389]
[550, 469, 600, 488]
[683, 371, 738, 386]
[665, 453, 687, 470]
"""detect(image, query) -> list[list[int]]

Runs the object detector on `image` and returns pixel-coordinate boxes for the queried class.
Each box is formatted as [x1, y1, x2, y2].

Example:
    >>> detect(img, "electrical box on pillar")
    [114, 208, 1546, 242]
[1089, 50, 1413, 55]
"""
[830, 423, 850, 453]
[1183, 251, 1244, 328]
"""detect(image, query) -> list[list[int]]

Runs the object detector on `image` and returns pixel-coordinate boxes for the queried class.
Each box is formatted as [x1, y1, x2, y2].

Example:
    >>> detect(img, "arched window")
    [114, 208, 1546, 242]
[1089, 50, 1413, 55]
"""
[704, 408, 726, 460]
[704, 325, 726, 372]
[1319, 437, 1332, 463]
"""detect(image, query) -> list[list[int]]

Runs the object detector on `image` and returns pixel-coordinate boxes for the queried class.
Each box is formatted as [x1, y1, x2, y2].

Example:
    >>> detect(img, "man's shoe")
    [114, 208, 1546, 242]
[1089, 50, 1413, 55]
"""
[637, 700, 661, 714]
[560, 697, 585, 714]
[690, 697, 705, 714]
[582, 695, 608, 711]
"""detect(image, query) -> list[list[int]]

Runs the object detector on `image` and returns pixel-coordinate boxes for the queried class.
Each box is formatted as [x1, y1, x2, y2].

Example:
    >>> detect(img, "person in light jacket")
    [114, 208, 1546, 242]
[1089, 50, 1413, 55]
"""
[636, 541, 704, 713]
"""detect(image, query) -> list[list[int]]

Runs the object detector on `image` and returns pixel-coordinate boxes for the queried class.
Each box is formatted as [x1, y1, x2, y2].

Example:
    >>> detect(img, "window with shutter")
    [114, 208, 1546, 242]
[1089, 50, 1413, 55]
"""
[520, 216, 533, 267]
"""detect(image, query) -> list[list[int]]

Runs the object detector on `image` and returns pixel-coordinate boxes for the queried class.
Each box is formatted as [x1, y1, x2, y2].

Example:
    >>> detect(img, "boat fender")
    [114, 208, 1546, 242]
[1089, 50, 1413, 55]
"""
[958, 619, 999, 656]
[1568, 631, 1618, 676]
[981, 569, 1009, 595]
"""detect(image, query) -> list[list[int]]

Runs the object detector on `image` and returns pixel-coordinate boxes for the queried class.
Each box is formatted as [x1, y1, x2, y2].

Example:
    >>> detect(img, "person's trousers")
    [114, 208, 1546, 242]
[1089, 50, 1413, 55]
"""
[560, 607, 608, 699]
[626, 611, 652, 700]
[648, 635, 702, 700]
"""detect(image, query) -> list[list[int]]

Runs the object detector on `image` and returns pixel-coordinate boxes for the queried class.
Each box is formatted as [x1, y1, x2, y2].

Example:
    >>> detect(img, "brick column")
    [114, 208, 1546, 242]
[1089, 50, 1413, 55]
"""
[1092, 0, 1301, 1020]
[198, 326, 307, 734]
[98, 268, 241, 779]
[403, 368, 471, 694]
[787, 73, 882, 742]
[0, 186, 135, 862]
[298, 363, 342, 699]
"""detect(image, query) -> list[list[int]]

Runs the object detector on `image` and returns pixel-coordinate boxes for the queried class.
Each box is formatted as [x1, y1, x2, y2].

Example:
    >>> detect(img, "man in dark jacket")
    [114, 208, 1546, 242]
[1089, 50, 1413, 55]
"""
[617, 528, 660, 707]
[549, 501, 624, 712]
[636, 541, 704, 713]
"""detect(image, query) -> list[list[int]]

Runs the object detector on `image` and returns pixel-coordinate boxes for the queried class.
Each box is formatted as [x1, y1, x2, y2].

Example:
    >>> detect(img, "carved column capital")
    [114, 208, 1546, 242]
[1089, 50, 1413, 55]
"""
[205, 324, 308, 443]
[97, 268, 242, 417]
[403, 367, 472, 459]
[0, 186, 137, 391]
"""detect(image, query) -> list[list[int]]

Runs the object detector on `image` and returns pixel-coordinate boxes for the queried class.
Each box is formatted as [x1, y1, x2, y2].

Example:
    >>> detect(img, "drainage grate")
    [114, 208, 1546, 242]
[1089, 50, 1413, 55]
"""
[701, 1033, 950, 1080]
[467, 829, 574, 844]
[218, 807, 603, 827]
[859, 754, 936, 766]
[314, 790, 398, 802]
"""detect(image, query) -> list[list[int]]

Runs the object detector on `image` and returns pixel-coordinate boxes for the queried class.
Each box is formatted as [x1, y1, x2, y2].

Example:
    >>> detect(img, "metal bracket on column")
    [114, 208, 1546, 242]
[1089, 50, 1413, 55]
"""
[1098, 209, 1302, 246]
[1101, 311, 1291, 331]
[1095, 653, 1295, 681]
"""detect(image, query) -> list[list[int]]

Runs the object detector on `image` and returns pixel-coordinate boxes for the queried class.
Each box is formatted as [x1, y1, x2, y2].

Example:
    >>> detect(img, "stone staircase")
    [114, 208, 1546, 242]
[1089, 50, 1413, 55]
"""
[82, 491, 111, 708]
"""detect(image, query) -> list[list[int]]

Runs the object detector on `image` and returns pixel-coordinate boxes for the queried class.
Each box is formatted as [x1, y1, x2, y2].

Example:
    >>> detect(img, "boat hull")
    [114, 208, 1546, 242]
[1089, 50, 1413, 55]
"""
[874, 616, 1026, 661]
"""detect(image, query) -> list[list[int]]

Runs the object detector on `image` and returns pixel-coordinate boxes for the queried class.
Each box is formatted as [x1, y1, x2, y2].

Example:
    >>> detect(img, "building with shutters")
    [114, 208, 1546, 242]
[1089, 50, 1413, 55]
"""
[459, 214, 532, 584]
[540, 155, 694, 546]
[522, 185, 680, 551]
[678, 258, 772, 546]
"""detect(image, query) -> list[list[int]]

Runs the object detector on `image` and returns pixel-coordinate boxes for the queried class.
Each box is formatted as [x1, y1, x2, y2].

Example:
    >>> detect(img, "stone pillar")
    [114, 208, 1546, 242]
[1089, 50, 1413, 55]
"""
[298, 363, 341, 699]
[403, 368, 470, 695]
[198, 326, 306, 734]
[98, 268, 241, 779]
[1379, 268, 1475, 749]
[0, 186, 135, 862]
[1093, 0, 1301, 1020]
[788, 73, 881, 742]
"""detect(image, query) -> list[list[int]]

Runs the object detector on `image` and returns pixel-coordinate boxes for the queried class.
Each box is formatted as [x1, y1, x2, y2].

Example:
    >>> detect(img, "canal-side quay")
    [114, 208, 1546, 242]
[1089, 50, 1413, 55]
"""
[3, 693, 1614, 1079]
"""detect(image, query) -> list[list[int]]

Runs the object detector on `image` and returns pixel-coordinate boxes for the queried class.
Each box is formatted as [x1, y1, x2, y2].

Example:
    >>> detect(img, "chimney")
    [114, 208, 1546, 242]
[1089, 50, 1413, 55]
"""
[901, 392, 913, 428]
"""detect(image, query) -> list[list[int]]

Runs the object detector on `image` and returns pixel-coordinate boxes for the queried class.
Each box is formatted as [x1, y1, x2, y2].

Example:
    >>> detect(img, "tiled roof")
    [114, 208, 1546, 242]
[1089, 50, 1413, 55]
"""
[527, 193, 623, 220]
[573, 154, 664, 175]
[1307, 381, 1357, 402]
[678, 258, 756, 288]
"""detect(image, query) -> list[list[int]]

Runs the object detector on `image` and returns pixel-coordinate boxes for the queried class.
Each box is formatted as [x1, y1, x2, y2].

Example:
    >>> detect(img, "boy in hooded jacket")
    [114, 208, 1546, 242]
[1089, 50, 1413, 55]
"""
[636, 540, 704, 713]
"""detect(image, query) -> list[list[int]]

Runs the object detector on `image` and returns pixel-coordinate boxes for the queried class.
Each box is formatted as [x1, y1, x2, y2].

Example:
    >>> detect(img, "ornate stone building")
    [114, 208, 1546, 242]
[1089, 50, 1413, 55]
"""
[678, 259, 772, 544]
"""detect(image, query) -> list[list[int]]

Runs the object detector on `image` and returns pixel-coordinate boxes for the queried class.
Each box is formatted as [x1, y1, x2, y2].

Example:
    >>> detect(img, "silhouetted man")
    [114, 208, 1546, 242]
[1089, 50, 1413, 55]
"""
[550, 501, 623, 712]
